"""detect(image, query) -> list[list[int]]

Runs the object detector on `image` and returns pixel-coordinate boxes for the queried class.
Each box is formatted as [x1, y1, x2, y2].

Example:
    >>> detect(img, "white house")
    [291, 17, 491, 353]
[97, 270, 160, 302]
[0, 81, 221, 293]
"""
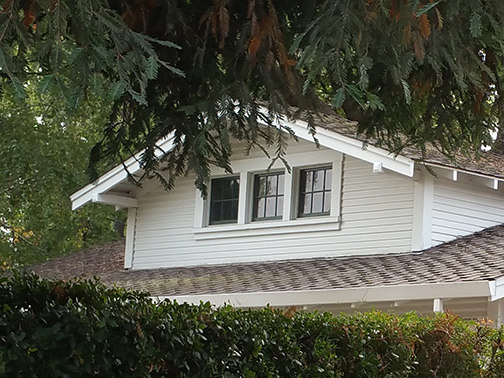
[69, 110, 504, 325]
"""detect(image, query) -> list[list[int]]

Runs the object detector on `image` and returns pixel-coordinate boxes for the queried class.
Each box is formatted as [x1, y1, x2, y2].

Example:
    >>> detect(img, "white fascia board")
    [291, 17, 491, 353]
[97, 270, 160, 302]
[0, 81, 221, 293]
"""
[424, 162, 504, 184]
[92, 194, 138, 208]
[70, 134, 176, 210]
[155, 281, 493, 308]
[259, 109, 415, 178]
[491, 276, 504, 301]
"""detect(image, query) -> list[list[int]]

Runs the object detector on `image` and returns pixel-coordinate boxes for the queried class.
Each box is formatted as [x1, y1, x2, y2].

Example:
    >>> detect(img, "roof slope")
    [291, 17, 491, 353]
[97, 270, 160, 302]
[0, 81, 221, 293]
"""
[310, 112, 504, 179]
[29, 225, 504, 297]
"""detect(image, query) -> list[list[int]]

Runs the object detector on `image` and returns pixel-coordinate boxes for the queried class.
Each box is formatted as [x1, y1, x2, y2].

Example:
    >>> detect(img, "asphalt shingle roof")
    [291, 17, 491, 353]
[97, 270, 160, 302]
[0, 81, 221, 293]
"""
[310, 112, 504, 179]
[30, 225, 504, 297]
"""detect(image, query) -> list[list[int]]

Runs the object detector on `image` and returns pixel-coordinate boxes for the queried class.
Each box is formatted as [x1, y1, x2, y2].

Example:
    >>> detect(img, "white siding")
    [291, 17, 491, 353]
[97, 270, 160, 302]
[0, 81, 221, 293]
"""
[131, 154, 415, 269]
[431, 180, 504, 245]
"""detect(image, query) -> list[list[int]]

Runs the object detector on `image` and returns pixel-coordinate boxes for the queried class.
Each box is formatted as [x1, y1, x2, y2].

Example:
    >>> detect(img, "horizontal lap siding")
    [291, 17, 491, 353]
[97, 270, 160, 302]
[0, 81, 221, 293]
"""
[339, 157, 414, 255]
[132, 155, 415, 269]
[431, 181, 504, 245]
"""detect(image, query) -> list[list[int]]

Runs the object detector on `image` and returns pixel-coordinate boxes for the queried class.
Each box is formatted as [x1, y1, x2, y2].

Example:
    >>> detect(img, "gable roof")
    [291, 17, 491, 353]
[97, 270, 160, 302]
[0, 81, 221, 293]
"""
[310, 112, 504, 179]
[70, 109, 504, 210]
[29, 224, 504, 306]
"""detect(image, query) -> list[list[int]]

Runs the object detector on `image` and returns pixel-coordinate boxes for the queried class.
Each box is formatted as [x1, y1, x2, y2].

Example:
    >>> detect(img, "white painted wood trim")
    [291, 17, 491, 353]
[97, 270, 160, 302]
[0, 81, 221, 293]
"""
[193, 191, 205, 228]
[433, 298, 444, 313]
[331, 159, 343, 219]
[157, 281, 494, 308]
[422, 173, 434, 249]
[490, 276, 504, 301]
[264, 108, 415, 178]
[92, 193, 138, 209]
[193, 217, 341, 240]
[487, 299, 504, 327]
[237, 171, 249, 225]
[124, 207, 137, 269]
[282, 170, 293, 220]
[71, 135, 176, 210]
[193, 150, 344, 234]
[411, 170, 425, 251]
[425, 162, 504, 183]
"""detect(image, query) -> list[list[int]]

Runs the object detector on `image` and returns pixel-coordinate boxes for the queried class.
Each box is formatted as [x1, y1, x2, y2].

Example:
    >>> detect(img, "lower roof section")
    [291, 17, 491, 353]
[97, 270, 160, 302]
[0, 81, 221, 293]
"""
[28, 224, 504, 309]
[162, 281, 494, 308]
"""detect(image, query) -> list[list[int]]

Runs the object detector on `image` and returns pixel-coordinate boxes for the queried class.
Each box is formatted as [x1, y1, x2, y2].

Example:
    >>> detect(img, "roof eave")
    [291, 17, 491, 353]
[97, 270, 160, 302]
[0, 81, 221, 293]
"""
[156, 280, 495, 308]
[265, 109, 416, 178]
[70, 134, 176, 210]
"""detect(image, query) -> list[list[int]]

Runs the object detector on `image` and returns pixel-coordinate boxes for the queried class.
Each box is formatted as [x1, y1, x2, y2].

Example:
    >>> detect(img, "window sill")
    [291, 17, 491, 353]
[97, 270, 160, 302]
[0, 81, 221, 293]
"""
[193, 216, 341, 240]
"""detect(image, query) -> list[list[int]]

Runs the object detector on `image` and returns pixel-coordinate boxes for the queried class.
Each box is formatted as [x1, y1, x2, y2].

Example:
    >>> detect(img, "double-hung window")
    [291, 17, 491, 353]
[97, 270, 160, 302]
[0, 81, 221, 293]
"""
[209, 177, 240, 224]
[253, 172, 285, 220]
[298, 167, 332, 217]
[199, 156, 341, 234]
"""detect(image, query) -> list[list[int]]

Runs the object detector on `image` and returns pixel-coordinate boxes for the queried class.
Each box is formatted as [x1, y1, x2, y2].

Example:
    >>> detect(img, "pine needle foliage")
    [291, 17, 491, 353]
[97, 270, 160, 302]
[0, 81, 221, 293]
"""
[3, 0, 504, 193]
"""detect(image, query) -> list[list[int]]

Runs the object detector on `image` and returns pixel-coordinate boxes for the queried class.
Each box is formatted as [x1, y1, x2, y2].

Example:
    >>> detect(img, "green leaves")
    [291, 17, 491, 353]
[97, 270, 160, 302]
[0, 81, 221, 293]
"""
[470, 13, 483, 38]
[108, 81, 126, 101]
[1, 273, 503, 377]
[416, 1, 441, 17]
[2, 0, 504, 203]
[332, 87, 346, 108]
[0, 77, 120, 268]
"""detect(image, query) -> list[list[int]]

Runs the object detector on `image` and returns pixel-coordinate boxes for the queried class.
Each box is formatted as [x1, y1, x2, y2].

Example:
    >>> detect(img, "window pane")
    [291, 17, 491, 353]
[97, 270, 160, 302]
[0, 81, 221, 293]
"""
[298, 167, 332, 217]
[210, 177, 239, 224]
[312, 192, 324, 213]
[255, 198, 265, 218]
[257, 176, 267, 197]
[300, 193, 312, 215]
[277, 174, 285, 195]
[277, 196, 284, 216]
[222, 199, 234, 221]
[265, 197, 277, 218]
[313, 170, 324, 191]
[232, 179, 240, 197]
[324, 192, 331, 213]
[222, 179, 236, 199]
[301, 170, 312, 192]
[210, 201, 221, 223]
[325, 169, 332, 190]
[231, 199, 239, 220]
[211, 180, 223, 200]
[253, 172, 284, 220]
[266, 175, 277, 196]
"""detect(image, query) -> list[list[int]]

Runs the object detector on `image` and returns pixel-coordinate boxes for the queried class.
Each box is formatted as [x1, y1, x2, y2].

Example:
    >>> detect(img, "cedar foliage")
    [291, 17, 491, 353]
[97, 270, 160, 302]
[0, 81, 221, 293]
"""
[1, 273, 504, 377]
[2, 1, 504, 193]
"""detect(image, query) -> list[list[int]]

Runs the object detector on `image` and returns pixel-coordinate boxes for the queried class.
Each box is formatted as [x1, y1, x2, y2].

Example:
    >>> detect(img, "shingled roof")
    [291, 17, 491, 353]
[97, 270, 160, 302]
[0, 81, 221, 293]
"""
[309, 112, 504, 179]
[29, 224, 504, 298]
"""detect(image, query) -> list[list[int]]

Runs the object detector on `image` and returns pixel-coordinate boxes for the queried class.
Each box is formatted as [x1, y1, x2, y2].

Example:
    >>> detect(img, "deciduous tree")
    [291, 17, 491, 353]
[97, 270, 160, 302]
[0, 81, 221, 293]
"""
[0, 84, 120, 267]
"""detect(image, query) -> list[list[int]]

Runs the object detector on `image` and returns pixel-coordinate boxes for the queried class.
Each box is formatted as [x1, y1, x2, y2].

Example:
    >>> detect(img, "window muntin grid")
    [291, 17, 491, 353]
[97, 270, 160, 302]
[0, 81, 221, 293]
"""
[253, 172, 285, 220]
[209, 177, 240, 224]
[298, 167, 332, 217]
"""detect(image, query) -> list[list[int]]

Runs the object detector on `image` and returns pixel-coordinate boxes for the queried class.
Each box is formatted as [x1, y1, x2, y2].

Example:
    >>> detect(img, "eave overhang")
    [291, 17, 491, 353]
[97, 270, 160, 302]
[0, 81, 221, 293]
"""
[159, 280, 498, 308]
[70, 112, 417, 210]
[70, 135, 176, 210]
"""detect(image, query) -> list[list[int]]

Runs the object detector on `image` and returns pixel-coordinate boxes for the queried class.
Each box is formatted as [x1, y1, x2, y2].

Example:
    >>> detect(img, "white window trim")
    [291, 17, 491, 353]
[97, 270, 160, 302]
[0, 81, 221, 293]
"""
[193, 150, 343, 239]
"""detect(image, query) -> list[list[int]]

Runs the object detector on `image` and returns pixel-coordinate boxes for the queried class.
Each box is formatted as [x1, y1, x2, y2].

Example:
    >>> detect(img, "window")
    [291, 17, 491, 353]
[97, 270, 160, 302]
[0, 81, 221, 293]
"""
[298, 167, 332, 217]
[253, 172, 285, 220]
[209, 177, 240, 224]
[195, 155, 342, 234]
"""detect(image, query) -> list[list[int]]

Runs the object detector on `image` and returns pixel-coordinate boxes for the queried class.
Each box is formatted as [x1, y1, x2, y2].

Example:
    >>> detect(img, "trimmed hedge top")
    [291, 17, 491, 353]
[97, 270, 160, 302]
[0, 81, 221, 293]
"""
[1, 273, 503, 377]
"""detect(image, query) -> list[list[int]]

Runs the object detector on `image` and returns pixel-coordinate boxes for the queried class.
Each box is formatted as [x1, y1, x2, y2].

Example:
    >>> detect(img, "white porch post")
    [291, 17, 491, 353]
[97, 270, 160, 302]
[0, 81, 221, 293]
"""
[124, 207, 137, 269]
[487, 298, 504, 327]
[433, 298, 444, 313]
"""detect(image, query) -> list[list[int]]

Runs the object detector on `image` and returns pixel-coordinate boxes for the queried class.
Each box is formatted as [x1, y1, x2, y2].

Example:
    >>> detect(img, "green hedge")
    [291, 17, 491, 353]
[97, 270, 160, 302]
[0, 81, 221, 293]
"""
[1, 273, 503, 377]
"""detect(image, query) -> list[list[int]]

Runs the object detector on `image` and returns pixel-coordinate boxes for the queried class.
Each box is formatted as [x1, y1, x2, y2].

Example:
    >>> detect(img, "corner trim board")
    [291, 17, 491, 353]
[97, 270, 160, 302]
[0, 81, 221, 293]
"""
[124, 207, 137, 269]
